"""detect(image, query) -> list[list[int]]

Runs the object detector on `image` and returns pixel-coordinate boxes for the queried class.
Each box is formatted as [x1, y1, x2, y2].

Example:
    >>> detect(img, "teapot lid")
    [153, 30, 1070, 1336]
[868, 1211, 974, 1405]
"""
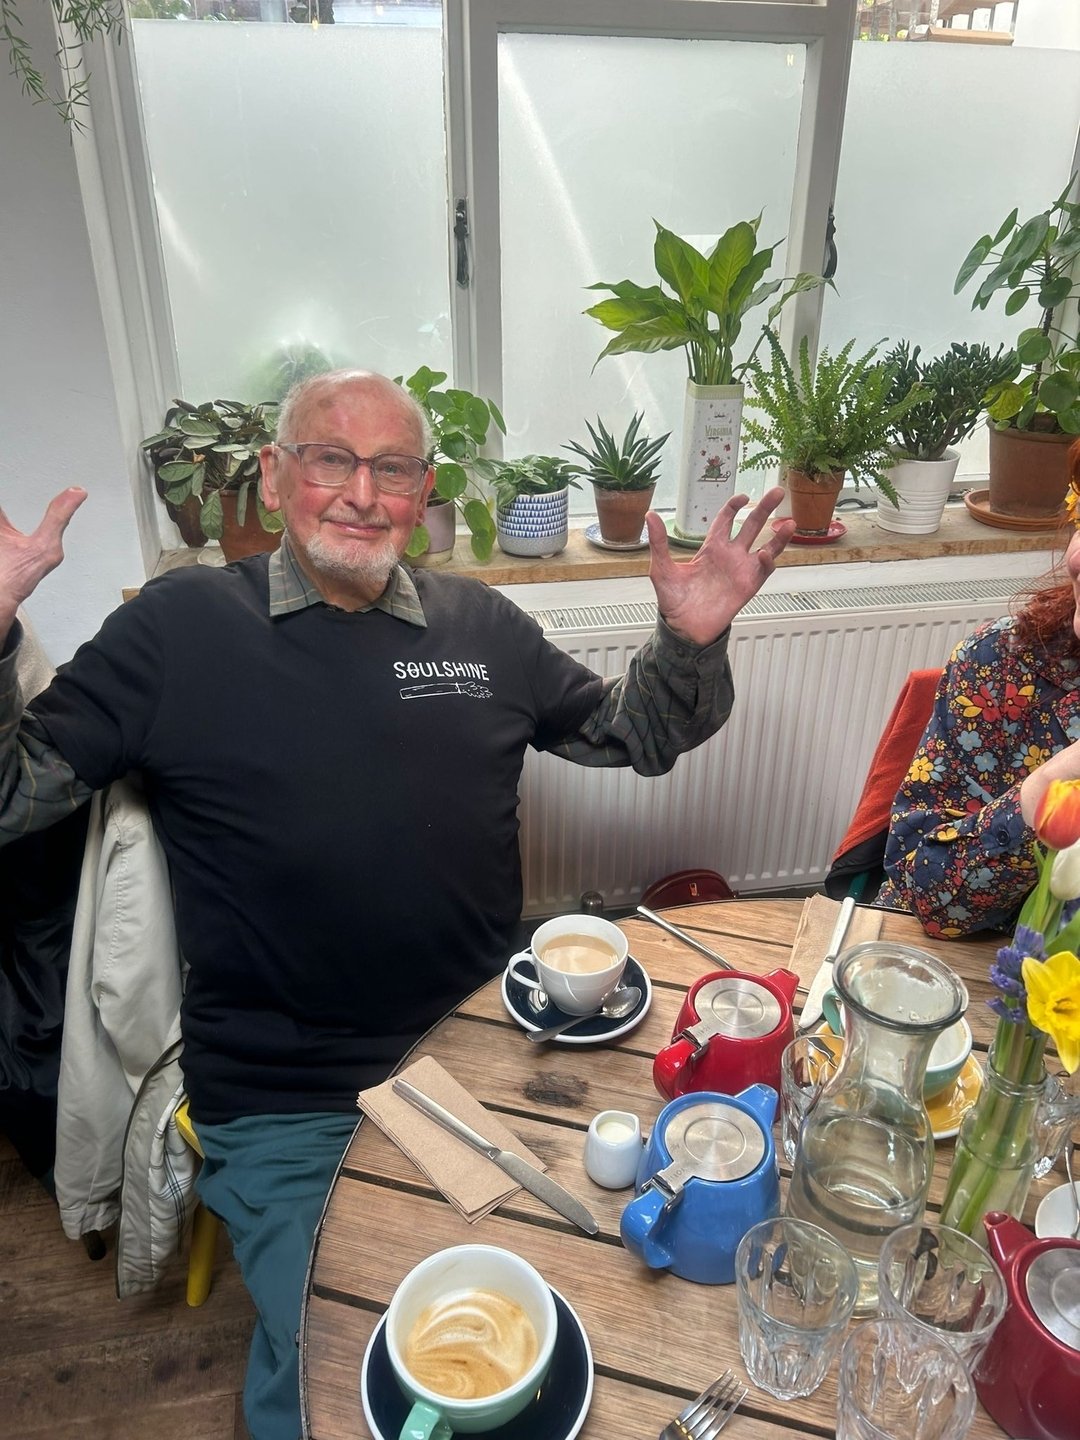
[1024, 1248, 1080, 1352]
[693, 976, 782, 1040]
[661, 1098, 765, 1183]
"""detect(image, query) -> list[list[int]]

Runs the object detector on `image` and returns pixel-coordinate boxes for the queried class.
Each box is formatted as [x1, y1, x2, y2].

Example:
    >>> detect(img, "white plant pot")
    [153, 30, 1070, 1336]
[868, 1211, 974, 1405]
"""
[411, 497, 456, 566]
[496, 488, 569, 557]
[674, 380, 744, 541]
[876, 450, 960, 535]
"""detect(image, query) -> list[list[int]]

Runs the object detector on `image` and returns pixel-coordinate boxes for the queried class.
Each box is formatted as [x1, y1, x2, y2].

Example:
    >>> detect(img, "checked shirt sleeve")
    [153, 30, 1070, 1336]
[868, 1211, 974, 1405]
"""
[548, 617, 734, 776]
[881, 624, 1047, 938]
[0, 625, 92, 843]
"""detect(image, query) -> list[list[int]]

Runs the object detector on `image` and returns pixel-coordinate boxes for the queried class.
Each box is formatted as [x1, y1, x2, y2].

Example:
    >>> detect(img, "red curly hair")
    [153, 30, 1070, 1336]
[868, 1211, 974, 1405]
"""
[1010, 437, 1080, 657]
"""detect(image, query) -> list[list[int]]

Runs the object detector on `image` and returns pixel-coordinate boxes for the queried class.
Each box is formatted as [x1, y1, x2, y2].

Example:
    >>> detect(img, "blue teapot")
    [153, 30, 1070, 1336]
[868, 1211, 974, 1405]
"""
[620, 1085, 779, 1285]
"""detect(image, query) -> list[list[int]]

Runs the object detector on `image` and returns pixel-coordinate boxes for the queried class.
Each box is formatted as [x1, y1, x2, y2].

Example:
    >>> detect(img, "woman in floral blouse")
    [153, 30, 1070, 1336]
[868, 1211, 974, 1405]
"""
[881, 443, 1080, 937]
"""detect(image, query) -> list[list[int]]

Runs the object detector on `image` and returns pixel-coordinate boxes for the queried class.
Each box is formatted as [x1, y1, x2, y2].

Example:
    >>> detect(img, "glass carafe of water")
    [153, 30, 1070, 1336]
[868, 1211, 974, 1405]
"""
[786, 941, 967, 1311]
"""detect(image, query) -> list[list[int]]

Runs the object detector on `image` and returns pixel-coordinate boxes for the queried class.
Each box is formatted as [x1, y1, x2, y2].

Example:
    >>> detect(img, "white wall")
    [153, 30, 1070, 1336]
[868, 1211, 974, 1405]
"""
[0, 5, 144, 665]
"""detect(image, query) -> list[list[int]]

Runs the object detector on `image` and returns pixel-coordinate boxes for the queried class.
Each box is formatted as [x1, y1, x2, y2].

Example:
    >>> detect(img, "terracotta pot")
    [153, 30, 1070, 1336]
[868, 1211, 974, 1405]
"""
[410, 497, 456, 567]
[987, 420, 1072, 518]
[785, 467, 844, 535]
[219, 492, 283, 562]
[592, 483, 654, 544]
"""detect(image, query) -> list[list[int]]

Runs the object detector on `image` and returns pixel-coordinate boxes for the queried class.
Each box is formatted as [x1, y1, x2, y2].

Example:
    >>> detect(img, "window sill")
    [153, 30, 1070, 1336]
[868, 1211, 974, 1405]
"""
[151, 503, 1060, 589]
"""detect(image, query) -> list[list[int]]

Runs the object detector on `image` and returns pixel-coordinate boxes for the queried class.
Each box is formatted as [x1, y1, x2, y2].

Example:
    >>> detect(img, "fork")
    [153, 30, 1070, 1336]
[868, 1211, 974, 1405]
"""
[658, 1369, 748, 1440]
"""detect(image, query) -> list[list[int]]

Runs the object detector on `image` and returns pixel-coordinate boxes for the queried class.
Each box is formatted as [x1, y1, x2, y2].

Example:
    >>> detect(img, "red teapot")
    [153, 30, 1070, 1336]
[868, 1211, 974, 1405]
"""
[974, 1212, 1080, 1440]
[653, 967, 799, 1100]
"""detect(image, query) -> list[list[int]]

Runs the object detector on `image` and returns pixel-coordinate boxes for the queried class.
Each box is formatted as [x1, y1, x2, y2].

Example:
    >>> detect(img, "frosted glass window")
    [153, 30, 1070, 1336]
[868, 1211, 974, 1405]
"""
[820, 35, 1080, 482]
[498, 34, 805, 511]
[131, 18, 450, 403]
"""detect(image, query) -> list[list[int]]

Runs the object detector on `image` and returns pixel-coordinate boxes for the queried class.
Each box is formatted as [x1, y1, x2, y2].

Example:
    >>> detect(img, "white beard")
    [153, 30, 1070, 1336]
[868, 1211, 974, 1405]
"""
[302, 529, 401, 594]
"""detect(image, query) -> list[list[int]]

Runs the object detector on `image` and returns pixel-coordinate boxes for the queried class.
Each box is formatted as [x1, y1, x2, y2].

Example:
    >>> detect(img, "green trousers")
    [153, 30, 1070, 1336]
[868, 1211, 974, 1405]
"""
[194, 1111, 359, 1440]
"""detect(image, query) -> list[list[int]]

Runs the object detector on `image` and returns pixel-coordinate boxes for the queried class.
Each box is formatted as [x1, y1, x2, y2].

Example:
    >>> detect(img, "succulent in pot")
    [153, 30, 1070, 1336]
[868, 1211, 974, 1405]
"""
[142, 398, 283, 559]
[492, 455, 580, 559]
[742, 329, 922, 537]
[564, 413, 669, 545]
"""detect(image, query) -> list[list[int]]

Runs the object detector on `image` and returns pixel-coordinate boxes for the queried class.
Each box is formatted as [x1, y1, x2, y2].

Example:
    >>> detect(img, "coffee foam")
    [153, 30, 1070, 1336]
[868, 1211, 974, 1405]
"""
[403, 1287, 539, 1400]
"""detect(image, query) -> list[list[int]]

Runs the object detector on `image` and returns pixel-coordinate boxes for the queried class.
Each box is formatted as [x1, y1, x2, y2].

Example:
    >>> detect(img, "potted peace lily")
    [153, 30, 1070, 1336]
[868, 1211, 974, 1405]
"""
[878, 341, 1017, 535]
[491, 455, 580, 558]
[585, 218, 823, 542]
[741, 330, 922, 537]
[398, 367, 503, 564]
[563, 413, 669, 547]
[955, 182, 1080, 518]
[939, 779, 1080, 1237]
[141, 398, 284, 560]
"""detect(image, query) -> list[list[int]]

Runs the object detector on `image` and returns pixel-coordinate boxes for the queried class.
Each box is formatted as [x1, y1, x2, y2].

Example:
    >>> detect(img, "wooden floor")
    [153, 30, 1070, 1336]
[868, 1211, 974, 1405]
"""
[0, 1136, 254, 1440]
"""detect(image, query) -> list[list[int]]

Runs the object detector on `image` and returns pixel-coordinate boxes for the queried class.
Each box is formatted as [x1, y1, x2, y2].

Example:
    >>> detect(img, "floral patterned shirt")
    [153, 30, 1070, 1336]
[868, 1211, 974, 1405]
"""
[880, 617, 1080, 937]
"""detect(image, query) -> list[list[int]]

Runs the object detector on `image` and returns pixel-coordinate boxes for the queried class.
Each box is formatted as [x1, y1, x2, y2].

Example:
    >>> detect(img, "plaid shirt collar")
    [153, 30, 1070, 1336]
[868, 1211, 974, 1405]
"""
[267, 535, 427, 628]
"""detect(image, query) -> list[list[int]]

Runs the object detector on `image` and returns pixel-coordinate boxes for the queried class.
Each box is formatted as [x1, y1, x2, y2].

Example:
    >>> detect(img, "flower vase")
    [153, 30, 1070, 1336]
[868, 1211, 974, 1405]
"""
[939, 1049, 1043, 1240]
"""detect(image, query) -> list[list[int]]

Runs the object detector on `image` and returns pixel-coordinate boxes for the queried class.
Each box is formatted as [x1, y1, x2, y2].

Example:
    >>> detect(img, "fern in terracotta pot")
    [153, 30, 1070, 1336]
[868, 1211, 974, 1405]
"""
[564, 414, 669, 546]
[742, 330, 921, 537]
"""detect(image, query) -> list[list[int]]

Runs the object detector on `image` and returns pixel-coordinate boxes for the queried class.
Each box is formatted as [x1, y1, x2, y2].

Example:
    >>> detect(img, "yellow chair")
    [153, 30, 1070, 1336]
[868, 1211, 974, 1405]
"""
[174, 1097, 221, 1307]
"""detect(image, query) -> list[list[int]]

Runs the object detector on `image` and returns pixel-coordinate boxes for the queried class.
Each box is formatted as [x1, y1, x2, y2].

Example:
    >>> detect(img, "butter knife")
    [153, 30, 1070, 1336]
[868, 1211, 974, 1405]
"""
[797, 895, 856, 1034]
[392, 1079, 600, 1236]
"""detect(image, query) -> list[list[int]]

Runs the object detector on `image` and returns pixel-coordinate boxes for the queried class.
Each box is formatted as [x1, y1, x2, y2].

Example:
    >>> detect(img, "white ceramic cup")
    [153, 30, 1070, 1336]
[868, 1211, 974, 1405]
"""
[508, 914, 629, 1016]
[583, 1110, 643, 1189]
[385, 1245, 557, 1437]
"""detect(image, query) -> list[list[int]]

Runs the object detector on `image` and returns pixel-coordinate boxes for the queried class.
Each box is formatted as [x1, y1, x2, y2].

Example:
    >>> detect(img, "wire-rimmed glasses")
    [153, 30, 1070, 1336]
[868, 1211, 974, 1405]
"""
[277, 443, 429, 494]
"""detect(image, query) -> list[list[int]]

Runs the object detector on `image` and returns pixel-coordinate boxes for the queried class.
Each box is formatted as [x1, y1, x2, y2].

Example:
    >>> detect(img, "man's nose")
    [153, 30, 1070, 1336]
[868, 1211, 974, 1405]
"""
[342, 459, 380, 506]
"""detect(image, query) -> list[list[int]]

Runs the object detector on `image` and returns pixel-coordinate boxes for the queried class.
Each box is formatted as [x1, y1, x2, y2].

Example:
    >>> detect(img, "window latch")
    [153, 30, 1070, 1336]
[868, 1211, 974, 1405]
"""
[454, 199, 470, 289]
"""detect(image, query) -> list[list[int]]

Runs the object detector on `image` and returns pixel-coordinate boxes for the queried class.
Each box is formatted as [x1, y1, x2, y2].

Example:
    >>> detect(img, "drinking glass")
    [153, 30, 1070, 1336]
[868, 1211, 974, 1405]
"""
[877, 1221, 1007, 1370]
[837, 1318, 976, 1440]
[736, 1216, 859, 1399]
[779, 1035, 838, 1165]
[1033, 1071, 1080, 1180]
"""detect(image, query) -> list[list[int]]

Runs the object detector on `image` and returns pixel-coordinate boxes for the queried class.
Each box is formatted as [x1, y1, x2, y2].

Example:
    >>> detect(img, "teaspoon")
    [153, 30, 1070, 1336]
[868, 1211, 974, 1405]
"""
[526, 984, 642, 1043]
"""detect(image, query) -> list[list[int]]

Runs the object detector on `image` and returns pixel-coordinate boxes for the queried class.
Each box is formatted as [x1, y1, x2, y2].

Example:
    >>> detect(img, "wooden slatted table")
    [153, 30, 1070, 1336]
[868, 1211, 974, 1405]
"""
[301, 899, 1058, 1439]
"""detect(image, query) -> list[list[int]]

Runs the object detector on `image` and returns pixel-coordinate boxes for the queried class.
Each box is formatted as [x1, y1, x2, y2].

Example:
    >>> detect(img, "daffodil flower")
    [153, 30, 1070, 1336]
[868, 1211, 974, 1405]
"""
[1034, 779, 1080, 850]
[1021, 950, 1080, 1073]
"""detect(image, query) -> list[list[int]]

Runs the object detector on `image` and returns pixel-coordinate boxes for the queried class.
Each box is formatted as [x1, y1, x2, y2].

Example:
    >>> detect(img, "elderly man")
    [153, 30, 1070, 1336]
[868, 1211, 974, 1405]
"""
[0, 369, 793, 1439]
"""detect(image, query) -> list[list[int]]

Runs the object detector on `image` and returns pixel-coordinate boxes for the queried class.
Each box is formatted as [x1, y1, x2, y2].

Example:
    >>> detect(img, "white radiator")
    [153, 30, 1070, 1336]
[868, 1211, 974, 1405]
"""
[518, 577, 1025, 916]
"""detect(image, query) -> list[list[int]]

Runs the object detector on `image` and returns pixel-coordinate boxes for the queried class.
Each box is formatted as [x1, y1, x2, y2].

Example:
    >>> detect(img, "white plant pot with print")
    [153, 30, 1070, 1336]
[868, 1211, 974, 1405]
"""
[876, 450, 960, 535]
[496, 488, 570, 558]
[674, 381, 744, 542]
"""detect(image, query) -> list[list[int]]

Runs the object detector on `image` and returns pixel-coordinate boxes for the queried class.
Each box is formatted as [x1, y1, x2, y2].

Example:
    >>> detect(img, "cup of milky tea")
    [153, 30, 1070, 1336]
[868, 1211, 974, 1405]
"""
[385, 1244, 557, 1436]
[508, 914, 629, 1016]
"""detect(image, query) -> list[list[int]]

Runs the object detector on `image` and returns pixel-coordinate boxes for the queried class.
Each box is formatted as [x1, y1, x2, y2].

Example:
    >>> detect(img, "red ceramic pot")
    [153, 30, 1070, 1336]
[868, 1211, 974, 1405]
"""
[653, 967, 799, 1100]
[974, 1212, 1080, 1440]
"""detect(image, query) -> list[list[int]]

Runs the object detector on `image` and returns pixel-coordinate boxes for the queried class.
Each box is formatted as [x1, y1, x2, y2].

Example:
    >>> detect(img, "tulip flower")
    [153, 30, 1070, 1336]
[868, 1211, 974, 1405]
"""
[1050, 838, 1080, 901]
[1021, 950, 1080, 1073]
[1034, 779, 1080, 850]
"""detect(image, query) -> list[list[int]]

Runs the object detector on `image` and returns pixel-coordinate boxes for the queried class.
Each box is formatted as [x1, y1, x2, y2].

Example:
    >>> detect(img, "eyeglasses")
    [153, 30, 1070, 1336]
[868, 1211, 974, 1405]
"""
[277, 443, 429, 495]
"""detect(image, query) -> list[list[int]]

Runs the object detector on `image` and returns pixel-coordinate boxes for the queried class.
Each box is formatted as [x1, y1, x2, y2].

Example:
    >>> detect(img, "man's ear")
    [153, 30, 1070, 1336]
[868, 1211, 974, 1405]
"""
[259, 444, 283, 511]
[414, 465, 436, 522]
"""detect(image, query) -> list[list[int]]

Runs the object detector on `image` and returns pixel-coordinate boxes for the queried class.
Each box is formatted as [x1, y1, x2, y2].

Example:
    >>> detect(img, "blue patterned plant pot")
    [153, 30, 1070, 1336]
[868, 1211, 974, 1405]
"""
[496, 488, 569, 557]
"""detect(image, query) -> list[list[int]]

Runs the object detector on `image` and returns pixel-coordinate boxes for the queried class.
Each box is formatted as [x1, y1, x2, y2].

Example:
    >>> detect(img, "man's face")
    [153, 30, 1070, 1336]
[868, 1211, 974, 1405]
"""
[259, 379, 434, 607]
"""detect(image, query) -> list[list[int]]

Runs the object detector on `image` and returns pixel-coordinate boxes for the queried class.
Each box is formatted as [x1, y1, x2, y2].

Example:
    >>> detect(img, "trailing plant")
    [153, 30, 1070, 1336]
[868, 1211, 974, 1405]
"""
[141, 398, 283, 542]
[3, 0, 126, 128]
[563, 413, 669, 492]
[742, 330, 923, 506]
[491, 456, 580, 512]
[955, 181, 1080, 434]
[585, 218, 824, 386]
[883, 341, 1018, 461]
[397, 366, 504, 563]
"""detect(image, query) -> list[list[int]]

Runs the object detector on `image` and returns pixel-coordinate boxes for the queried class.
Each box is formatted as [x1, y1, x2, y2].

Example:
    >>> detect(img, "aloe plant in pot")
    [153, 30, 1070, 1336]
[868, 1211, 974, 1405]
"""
[878, 341, 1018, 535]
[491, 455, 580, 558]
[742, 330, 922, 538]
[564, 414, 669, 546]
[585, 217, 823, 542]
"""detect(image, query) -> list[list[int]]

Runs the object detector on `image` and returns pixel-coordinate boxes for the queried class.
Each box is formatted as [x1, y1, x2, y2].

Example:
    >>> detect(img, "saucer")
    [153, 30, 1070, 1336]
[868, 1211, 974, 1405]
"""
[360, 1287, 593, 1440]
[502, 955, 652, 1044]
[773, 518, 846, 545]
[584, 522, 649, 551]
[1035, 1181, 1080, 1239]
[814, 1027, 982, 1140]
[963, 488, 1066, 532]
[663, 517, 704, 550]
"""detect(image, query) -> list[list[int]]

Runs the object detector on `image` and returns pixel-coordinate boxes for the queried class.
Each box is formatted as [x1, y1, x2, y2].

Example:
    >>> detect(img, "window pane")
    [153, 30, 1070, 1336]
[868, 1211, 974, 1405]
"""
[820, 28, 1080, 483]
[498, 33, 805, 511]
[131, 15, 450, 402]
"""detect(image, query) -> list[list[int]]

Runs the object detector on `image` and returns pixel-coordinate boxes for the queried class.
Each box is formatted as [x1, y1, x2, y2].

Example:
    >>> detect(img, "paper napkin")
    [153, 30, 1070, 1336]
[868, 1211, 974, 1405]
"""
[357, 1054, 544, 1223]
[791, 894, 884, 1028]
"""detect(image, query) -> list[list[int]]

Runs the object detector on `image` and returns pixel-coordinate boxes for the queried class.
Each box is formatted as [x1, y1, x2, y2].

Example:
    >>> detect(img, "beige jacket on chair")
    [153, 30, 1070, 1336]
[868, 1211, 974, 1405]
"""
[54, 775, 198, 1297]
